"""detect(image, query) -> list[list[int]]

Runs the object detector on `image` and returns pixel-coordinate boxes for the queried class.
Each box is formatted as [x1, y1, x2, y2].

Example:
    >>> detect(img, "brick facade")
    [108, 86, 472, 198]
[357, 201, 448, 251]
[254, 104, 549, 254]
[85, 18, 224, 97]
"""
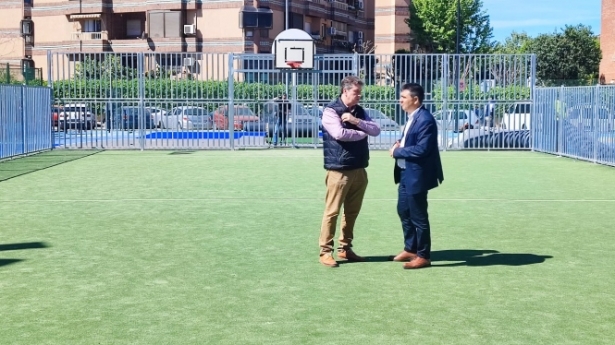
[600, 0, 615, 83]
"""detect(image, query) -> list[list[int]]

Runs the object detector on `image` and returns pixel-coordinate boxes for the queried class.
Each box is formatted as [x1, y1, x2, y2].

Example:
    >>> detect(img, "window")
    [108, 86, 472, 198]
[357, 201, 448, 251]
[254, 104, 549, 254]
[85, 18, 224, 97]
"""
[148, 11, 180, 38]
[240, 7, 258, 28]
[257, 8, 273, 28]
[126, 19, 141, 38]
[83, 20, 101, 33]
[289, 13, 303, 30]
[239, 6, 272, 29]
[331, 21, 348, 34]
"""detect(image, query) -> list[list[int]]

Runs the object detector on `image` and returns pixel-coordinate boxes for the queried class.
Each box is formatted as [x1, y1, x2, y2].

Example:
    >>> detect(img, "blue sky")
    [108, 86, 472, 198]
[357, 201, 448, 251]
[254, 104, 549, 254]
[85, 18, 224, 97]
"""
[483, 0, 601, 42]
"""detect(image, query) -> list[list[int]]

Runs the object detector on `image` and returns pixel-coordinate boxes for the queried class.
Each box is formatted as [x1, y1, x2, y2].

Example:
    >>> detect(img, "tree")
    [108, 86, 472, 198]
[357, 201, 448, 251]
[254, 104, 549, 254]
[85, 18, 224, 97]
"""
[494, 31, 533, 54]
[531, 24, 601, 85]
[353, 40, 377, 84]
[406, 0, 495, 53]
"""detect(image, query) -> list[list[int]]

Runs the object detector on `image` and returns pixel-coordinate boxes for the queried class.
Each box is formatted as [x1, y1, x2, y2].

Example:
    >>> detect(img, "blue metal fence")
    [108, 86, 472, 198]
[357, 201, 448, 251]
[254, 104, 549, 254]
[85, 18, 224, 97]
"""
[0, 85, 52, 160]
[533, 85, 615, 166]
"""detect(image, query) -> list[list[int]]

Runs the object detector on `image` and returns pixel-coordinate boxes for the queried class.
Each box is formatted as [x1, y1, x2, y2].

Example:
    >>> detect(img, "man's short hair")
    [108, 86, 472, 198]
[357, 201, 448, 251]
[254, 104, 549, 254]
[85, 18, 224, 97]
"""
[339, 75, 364, 96]
[401, 83, 425, 103]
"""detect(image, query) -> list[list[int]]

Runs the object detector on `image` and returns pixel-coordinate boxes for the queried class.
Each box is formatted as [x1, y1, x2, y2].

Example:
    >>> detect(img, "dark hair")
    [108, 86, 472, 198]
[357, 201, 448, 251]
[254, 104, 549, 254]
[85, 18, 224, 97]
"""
[401, 83, 425, 103]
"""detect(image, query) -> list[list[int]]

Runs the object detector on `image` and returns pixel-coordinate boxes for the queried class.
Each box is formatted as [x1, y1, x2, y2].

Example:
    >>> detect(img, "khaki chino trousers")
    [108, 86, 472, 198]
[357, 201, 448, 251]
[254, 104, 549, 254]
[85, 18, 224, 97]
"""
[319, 168, 368, 254]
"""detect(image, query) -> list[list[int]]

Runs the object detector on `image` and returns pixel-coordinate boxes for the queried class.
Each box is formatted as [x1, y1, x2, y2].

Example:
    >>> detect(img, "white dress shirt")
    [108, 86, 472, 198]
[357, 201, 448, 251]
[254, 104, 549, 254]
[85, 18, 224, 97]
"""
[397, 107, 421, 169]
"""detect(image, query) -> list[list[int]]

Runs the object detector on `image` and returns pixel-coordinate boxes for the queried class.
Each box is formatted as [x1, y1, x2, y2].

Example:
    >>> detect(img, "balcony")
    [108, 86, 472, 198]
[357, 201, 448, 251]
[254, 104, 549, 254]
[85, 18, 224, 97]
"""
[306, 0, 327, 16]
[71, 31, 108, 40]
[333, 1, 348, 11]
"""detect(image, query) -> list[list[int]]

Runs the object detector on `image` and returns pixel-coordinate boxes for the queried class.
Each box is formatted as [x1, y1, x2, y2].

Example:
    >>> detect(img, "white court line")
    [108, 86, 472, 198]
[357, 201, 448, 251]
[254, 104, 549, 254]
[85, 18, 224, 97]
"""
[1, 198, 615, 203]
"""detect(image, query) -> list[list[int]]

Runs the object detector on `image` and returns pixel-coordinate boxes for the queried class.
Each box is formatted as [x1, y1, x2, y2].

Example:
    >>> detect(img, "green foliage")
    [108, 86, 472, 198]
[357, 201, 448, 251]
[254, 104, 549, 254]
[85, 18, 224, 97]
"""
[432, 83, 531, 102]
[406, 0, 495, 53]
[531, 25, 601, 86]
[52, 79, 399, 117]
[75, 56, 138, 80]
[0, 65, 45, 86]
[432, 82, 531, 121]
[494, 25, 601, 86]
[494, 31, 533, 54]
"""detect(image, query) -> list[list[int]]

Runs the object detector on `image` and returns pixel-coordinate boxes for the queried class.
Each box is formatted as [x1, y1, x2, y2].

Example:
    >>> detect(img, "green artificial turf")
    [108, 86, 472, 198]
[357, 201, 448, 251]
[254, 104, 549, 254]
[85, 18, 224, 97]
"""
[1, 150, 614, 344]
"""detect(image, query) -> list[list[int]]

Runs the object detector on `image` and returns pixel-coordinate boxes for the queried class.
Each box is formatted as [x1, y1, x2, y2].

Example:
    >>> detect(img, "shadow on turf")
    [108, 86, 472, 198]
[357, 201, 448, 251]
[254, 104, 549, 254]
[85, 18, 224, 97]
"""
[0, 241, 49, 268]
[0, 150, 102, 183]
[338, 250, 552, 267]
[433, 250, 553, 267]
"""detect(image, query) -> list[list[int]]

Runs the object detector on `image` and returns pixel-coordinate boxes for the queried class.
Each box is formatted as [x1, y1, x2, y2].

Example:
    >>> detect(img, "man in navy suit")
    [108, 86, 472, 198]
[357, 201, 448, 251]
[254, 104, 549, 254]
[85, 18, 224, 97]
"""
[389, 83, 444, 269]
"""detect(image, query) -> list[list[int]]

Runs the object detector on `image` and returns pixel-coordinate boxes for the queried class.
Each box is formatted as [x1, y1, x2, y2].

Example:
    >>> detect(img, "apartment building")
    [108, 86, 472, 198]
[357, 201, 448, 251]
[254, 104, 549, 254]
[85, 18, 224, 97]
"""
[0, 1, 27, 69]
[0, 0, 388, 79]
[374, 0, 411, 54]
[600, 0, 615, 83]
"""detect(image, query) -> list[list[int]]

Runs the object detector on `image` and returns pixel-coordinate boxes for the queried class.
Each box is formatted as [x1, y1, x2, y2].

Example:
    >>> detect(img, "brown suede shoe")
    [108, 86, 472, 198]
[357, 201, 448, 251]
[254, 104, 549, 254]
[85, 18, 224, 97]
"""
[391, 251, 418, 262]
[403, 257, 431, 269]
[337, 249, 366, 262]
[319, 253, 339, 267]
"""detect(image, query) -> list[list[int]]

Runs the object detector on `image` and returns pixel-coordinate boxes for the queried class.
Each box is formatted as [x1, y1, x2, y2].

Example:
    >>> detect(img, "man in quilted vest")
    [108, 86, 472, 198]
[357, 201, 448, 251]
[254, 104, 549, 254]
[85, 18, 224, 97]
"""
[318, 75, 381, 268]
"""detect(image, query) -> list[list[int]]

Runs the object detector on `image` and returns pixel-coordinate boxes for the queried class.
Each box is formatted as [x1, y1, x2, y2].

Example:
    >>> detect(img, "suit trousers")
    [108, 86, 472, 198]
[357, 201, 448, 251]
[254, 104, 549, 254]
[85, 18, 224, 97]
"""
[319, 168, 368, 254]
[397, 183, 431, 259]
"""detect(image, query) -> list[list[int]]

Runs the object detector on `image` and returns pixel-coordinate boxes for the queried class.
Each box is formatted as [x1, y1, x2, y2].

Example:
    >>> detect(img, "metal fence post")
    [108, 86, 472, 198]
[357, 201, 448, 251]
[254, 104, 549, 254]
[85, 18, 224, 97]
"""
[352, 53, 359, 77]
[592, 84, 599, 163]
[47, 50, 54, 150]
[228, 53, 235, 150]
[21, 85, 26, 155]
[529, 54, 537, 151]
[557, 85, 564, 156]
[137, 52, 145, 151]
[441, 54, 449, 151]
[312, 66, 319, 149]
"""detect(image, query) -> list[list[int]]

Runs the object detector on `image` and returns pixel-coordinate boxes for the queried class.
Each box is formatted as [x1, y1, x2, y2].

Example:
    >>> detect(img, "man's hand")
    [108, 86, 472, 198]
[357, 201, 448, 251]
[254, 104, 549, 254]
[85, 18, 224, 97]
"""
[341, 112, 360, 125]
[389, 141, 400, 157]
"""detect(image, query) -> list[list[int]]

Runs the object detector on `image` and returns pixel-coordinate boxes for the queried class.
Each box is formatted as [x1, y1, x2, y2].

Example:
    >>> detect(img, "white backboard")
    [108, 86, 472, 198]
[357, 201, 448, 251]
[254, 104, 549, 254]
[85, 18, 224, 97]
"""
[273, 29, 315, 70]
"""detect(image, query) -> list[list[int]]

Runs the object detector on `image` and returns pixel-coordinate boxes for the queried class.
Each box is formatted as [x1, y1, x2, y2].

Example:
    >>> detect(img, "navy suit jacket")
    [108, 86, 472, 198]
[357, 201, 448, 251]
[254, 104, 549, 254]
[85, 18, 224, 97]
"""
[393, 106, 444, 194]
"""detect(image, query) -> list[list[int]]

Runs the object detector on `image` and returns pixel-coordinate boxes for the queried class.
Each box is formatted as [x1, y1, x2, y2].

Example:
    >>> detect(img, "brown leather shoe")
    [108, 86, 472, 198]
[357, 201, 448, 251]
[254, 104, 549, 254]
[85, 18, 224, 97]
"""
[337, 249, 365, 262]
[319, 253, 339, 267]
[391, 251, 418, 262]
[403, 257, 431, 269]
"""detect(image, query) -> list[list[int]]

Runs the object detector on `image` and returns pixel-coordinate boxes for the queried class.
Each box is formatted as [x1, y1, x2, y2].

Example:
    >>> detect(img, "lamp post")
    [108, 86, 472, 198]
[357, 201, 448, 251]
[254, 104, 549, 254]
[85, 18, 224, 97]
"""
[456, 0, 460, 54]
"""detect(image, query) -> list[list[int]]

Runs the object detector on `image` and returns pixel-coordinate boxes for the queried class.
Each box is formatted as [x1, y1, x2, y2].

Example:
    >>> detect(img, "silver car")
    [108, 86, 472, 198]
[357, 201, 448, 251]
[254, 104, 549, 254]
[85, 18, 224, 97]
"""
[364, 108, 400, 131]
[166, 106, 214, 130]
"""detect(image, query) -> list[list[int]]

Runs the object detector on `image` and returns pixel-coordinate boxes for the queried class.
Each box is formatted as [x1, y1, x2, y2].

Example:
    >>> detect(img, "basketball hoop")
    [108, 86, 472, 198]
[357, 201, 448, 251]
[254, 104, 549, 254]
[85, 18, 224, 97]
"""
[286, 61, 303, 69]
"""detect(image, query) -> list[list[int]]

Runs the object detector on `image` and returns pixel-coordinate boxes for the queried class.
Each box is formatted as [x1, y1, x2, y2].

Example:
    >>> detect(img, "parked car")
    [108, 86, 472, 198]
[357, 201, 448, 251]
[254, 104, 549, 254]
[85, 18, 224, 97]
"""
[434, 109, 480, 132]
[210, 105, 258, 130]
[106, 106, 156, 130]
[166, 106, 215, 130]
[52, 105, 62, 127]
[501, 102, 531, 130]
[146, 107, 169, 128]
[246, 100, 320, 137]
[567, 105, 614, 132]
[59, 103, 96, 130]
[364, 108, 401, 131]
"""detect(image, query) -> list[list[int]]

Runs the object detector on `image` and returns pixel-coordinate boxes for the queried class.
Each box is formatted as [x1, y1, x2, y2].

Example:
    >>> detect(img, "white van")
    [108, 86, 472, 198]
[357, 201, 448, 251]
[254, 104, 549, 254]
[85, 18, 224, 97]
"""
[501, 102, 531, 130]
